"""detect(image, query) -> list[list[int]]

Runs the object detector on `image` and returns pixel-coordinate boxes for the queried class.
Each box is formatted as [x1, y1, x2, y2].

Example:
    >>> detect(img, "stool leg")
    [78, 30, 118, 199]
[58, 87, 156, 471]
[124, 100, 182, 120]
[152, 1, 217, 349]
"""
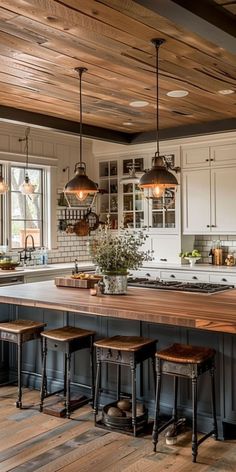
[16, 340, 22, 409]
[173, 376, 178, 424]
[40, 338, 47, 412]
[152, 356, 156, 393]
[65, 353, 71, 419]
[192, 376, 198, 463]
[131, 359, 137, 437]
[152, 357, 162, 452]
[64, 353, 67, 396]
[94, 358, 101, 424]
[90, 336, 95, 408]
[210, 366, 218, 440]
[117, 364, 121, 401]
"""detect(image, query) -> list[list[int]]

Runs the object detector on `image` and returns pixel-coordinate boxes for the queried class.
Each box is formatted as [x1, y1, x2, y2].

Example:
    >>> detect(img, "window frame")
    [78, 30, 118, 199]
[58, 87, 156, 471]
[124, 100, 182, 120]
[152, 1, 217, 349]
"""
[1, 162, 49, 250]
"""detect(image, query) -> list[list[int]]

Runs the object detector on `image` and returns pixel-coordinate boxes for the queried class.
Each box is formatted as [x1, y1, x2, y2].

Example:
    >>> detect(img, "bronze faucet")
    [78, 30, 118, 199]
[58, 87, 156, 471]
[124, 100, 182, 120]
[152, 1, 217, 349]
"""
[19, 234, 35, 262]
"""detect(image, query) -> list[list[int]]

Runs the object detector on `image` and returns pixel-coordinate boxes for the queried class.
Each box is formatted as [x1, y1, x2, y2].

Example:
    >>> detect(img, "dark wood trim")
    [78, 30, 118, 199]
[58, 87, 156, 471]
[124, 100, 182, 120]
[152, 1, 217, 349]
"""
[1, 106, 236, 146]
[0, 106, 131, 145]
[171, 0, 236, 37]
[134, 0, 236, 54]
[131, 118, 236, 144]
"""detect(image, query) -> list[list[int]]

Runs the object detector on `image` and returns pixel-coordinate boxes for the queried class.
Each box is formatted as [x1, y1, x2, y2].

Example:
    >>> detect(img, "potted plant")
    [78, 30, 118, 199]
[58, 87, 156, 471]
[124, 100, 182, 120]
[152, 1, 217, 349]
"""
[179, 249, 201, 267]
[90, 228, 153, 294]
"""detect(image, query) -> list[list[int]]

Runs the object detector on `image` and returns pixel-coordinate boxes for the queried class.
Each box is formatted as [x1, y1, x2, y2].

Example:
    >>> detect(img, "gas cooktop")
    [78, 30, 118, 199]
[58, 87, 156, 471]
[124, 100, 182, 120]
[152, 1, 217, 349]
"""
[127, 277, 234, 294]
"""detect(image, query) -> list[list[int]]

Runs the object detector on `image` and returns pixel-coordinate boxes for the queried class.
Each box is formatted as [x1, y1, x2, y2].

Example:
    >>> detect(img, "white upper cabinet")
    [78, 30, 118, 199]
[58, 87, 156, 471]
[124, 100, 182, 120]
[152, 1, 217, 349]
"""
[183, 166, 236, 234]
[182, 169, 211, 234]
[211, 167, 236, 233]
[182, 141, 236, 169]
[211, 143, 236, 166]
[182, 146, 210, 168]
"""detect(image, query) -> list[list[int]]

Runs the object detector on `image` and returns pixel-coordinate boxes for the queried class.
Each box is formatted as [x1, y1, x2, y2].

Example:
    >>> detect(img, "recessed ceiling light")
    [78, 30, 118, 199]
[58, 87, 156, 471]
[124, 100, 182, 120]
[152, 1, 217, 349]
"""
[129, 100, 149, 107]
[123, 122, 133, 126]
[167, 90, 189, 98]
[218, 89, 234, 95]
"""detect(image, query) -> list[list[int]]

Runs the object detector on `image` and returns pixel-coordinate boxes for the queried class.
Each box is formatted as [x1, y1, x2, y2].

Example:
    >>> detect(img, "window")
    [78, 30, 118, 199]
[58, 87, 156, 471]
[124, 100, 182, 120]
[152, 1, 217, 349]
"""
[10, 166, 43, 249]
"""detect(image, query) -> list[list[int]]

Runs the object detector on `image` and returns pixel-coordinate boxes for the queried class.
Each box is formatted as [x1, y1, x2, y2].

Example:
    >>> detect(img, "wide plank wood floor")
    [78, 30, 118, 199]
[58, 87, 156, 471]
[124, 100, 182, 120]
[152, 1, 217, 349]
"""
[0, 387, 235, 472]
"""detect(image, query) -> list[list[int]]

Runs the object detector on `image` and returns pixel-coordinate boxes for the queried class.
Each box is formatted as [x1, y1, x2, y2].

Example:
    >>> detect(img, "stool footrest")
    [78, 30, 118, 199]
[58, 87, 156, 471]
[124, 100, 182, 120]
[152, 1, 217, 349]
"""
[197, 430, 216, 446]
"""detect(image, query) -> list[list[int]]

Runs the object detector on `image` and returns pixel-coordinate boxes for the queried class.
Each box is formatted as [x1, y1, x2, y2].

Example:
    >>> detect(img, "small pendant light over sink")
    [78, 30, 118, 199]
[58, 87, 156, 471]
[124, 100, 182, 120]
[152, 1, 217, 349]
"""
[19, 127, 36, 195]
[64, 67, 98, 202]
[139, 39, 180, 198]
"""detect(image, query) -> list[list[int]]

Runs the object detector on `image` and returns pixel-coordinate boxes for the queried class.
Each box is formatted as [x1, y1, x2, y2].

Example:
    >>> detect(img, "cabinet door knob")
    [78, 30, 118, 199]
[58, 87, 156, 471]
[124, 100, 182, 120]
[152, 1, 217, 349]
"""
[206, 224, 210, 227]
[146, 273, 151, 277]
[211, 224, 216, 227]
[192, 276, 198, 280]
[160, 258, 167, 262]
[170, 274, 176, 278]
[221, 278, 227, 282]
[205, 158, 209, 162]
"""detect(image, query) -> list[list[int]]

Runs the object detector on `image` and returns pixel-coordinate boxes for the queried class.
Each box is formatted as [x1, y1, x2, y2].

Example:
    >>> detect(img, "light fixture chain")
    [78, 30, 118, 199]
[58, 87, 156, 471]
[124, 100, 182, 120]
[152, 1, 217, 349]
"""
[156, 41, 159, 157]
[79, 68, 83, 165]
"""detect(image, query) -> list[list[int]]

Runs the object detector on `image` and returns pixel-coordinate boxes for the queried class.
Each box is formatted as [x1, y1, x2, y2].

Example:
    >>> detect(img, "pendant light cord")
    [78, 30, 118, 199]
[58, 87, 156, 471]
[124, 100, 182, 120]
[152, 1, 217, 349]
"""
[75, 67, 88, 167]
[79, 68, 83, 164]
[152, 39, 165, 160]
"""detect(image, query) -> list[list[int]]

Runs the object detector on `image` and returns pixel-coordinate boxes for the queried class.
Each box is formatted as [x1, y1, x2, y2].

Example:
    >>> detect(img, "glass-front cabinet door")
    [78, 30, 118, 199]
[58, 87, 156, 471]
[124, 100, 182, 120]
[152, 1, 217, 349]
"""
[121, 157, 144, 229]
[99, 160, 118, 230]
[151, 188, 176, 229]
[97, 153, 179, 233]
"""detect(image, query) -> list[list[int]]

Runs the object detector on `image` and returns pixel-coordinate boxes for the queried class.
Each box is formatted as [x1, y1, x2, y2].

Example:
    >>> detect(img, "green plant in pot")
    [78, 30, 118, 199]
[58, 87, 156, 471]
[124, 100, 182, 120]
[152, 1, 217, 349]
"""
[90, 228, 153, 294]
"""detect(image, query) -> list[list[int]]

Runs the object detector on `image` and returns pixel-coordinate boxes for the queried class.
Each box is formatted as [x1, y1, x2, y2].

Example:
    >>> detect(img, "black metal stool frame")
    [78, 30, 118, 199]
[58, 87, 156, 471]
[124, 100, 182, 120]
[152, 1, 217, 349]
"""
[152, 355, 218, 462]
[40, 333, 95, 418]
[0, 326, 45, 409]
[94, 343, 156, 437]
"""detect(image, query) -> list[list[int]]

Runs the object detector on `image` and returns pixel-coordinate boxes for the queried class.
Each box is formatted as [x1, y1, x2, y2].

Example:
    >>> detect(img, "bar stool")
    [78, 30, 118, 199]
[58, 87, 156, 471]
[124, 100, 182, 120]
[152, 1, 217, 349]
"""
[0, 319, 46, 408]
[94, 335, 157, 436]
[40, 326, 95, 418]
[152, 343, 218, 462]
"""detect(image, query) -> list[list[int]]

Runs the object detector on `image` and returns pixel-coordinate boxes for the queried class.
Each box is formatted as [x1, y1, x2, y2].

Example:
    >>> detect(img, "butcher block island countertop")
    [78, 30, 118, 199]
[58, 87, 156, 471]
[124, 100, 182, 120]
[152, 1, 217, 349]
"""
[0, 280, 236, 334]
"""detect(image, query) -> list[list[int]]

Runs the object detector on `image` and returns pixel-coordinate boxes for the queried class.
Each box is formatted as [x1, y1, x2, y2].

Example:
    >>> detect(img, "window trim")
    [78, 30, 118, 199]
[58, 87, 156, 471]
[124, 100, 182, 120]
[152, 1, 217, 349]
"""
[1, 161, 52, 250]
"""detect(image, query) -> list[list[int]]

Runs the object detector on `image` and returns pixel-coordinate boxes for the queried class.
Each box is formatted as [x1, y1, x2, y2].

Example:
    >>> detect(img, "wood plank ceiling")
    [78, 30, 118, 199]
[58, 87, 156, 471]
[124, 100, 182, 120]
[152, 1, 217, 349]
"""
[0, 0, 235, 141]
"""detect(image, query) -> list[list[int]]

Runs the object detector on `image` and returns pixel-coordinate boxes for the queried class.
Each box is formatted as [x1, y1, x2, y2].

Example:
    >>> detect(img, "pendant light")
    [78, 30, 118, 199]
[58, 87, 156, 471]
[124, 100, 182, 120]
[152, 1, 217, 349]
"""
[139, 39, 179, 198]
[19, 127, 36, 195]
[120, 164, 140, 185]
[64, 67, 98, 202]
[0, 166, 8, 194]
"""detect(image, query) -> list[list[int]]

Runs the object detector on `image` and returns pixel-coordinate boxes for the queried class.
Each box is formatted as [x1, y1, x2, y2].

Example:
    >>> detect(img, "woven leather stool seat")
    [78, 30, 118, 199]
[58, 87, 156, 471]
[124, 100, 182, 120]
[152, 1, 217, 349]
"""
[152, 342, 218, 463]
[94, 335, 157, 436]
[157, 343, 215, 364]
[0, 319, 46, 408]
[40, 326, 95, 418]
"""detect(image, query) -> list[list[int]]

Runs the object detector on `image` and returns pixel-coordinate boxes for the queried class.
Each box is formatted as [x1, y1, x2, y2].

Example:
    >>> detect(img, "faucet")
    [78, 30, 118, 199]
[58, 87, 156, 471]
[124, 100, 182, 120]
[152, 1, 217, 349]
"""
[19, 234, 35, 263]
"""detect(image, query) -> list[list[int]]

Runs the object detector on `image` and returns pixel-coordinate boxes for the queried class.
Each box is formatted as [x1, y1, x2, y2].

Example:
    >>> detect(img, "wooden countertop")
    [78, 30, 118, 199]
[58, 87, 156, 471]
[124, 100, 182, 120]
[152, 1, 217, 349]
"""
[0, 281, 236, 334]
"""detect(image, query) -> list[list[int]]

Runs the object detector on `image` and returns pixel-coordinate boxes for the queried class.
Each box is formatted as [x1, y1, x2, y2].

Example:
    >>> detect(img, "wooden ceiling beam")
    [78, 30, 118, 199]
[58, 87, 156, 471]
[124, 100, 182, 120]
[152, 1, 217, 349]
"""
[134, 0, 236, 54]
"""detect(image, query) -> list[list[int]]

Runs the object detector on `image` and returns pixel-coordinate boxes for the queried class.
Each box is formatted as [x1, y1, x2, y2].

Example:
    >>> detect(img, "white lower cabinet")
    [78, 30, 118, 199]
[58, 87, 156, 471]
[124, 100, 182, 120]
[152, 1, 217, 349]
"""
[209, 274, 236, 285]
[160, 270, 209, 283]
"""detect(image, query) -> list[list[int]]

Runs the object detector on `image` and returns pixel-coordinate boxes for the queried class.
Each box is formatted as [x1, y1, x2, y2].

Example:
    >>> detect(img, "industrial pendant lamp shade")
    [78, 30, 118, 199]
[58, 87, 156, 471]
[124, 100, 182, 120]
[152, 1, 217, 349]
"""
[64, 67, 98, 202]
[19, 127, 36, 195]
[139, 39, 179, 197]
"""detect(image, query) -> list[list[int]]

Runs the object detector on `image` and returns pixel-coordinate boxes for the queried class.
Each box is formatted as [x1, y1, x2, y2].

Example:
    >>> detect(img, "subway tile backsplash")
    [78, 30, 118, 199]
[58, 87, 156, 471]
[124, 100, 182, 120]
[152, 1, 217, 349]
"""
[195, 235, 236, 264]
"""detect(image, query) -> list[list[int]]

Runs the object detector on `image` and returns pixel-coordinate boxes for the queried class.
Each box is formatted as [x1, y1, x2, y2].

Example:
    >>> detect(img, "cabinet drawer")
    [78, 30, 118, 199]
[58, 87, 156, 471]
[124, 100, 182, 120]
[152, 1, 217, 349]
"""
[209, 274, 236, 285]
[160, 271, 209, 282]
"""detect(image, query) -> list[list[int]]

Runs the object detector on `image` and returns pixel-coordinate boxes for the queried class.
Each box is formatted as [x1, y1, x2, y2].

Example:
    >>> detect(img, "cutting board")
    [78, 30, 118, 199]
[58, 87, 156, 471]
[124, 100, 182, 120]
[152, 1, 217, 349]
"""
[55, 275, 102, 289]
